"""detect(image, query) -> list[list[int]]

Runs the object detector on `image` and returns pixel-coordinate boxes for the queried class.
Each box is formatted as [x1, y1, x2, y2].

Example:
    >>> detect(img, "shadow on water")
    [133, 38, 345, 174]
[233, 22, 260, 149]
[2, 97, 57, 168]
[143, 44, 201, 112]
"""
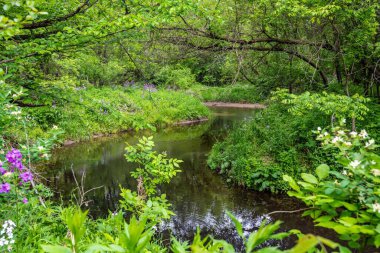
[41, 107, 336, 250]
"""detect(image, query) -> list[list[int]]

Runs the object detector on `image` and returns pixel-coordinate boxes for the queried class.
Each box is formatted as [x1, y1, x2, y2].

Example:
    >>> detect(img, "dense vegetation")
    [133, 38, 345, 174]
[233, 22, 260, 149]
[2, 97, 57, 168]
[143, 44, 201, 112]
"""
[0, 0, 379, 252]
[208, 91, 380, 193]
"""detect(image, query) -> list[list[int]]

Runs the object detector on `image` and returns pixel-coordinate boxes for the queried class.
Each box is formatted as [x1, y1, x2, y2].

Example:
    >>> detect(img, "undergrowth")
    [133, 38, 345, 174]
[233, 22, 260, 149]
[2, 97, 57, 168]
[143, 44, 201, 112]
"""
[7, 86, 210, 142]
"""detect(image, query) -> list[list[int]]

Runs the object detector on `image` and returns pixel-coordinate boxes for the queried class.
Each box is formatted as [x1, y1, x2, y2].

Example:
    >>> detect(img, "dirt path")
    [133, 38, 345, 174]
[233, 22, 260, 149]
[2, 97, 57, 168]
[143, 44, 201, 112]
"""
[204, 102, 266, 109]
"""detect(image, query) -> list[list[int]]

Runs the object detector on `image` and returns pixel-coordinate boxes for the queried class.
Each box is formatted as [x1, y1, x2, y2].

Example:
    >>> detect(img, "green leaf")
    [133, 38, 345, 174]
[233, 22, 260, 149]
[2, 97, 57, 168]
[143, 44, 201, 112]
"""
[375, 234, 380, 248]
[301, 173, 318, 184]
[316, 164, 329, 180]
[338, 217, 357, 227]
[315, 215, 332, 223]
[289, 234, 319, 253]
[254, 247, 283, 253]
[338, 246, 352, 253]
[41, 245, 72, 253]
[341, 202, 358, 211]
[226, 211, 243, 238]
[318, 236, 339, 249]
[283, 175, 300, 192]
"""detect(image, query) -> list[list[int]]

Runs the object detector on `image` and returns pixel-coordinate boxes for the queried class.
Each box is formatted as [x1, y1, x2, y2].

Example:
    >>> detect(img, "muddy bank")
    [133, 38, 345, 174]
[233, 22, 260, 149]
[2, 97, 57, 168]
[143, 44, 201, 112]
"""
[204, 102, 266, 109]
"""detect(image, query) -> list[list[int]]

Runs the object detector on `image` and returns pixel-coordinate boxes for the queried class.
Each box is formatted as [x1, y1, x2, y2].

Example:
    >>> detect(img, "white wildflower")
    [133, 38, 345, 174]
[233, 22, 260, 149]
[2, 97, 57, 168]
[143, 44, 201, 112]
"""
[342, 170, 348, 176]
[0, 220, 15, 250]
[371, 161, 376, 165]
[317, 127, 322, 131]
[359, 130, 368, 139]
[331, 136, 343, 144]
[349, 160, 361, 168]
[349, 131, 357, 137]
[337, 130, 345, 135]
[344, 142, 352, 146]
[10, 110, 21, 115]
[52, 125, 58, 130]
[37, 146, 44, 151]
[323, 132, 329, 136]
[371, 169, 380, 177]
[365, 139, 375, 148]
[373, 203, 380, 213]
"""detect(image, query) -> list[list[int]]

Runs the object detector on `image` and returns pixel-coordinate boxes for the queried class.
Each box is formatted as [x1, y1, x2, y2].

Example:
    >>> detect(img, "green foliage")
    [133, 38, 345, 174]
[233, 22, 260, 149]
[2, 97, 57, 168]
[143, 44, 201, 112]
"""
[208, 101, 328, 193]
[284, 126, 380, 250]
[91, 216, 155, 253]
[125, 136, 182, 197]
[42, 209, 161, 253]
[0, 127, 351, 253]
[119, 188, 174, 222]
[155, 65, 198, 89]
[171, 212, 347, 253]
[0, 0, 46, 39]
[272, 89, 370, 122]
[189, 84, 262, 103]
[208, 90, 377, 193]
[1, 0, 379, 252]
[9, 86, 209, 142]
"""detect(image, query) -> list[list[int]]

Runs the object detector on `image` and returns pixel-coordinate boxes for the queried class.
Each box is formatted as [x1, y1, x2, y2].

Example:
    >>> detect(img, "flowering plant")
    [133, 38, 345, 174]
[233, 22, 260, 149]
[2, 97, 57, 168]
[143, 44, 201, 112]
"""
[143, 83, 157, 92]
[284, 125, 380, 249]
[0, 149, 35, 204]
[0, 220, 16, 252]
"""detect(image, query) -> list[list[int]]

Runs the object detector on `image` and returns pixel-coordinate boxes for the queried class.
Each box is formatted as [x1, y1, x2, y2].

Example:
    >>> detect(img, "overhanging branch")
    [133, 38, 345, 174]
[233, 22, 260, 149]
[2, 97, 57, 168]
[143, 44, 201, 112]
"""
[22, 0, 97, 30]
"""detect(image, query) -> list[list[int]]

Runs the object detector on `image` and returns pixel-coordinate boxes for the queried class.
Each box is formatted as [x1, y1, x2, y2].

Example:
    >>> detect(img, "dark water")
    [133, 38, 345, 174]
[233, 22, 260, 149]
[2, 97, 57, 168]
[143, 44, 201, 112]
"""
[43, 107, 332, 250]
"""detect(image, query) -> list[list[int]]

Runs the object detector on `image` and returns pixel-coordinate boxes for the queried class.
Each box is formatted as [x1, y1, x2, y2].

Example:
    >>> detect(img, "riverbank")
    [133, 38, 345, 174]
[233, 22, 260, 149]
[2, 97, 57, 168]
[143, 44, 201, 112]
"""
[204, 102, 265, 109]
[40, 87, 266, 146]
[9, 86, 210, 144]
[60, 101, 265, 146]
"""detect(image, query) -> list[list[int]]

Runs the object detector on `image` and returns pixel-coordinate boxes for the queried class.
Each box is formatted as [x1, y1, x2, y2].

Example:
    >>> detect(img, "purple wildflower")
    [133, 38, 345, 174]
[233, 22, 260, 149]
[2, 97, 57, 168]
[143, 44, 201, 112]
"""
[6, 149, 24, 171]
[124, 80, 136, 87]
[0, 183, 10, 193]
[143, 83, 157, 92]
[20, 171, 33, 182]
[0, 161, 5, 175]
[22, 197, 28, 204]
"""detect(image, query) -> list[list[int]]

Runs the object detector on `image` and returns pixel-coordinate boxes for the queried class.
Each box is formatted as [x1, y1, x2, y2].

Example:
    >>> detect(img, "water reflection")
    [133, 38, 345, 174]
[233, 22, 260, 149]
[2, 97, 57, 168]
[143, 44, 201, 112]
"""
[42, 107, 333, 249]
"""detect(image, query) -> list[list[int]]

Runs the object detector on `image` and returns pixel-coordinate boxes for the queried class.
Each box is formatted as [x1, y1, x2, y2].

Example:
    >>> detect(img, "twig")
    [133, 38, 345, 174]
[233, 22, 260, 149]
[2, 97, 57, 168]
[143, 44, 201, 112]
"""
[71, 167, 103, 207]
[266, 207, 312, 216]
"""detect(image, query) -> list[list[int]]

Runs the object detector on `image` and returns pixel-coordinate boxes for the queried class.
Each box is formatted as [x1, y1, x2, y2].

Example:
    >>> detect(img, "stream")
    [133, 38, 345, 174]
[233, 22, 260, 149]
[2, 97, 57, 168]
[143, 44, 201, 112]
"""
[44, 107, 333, 250]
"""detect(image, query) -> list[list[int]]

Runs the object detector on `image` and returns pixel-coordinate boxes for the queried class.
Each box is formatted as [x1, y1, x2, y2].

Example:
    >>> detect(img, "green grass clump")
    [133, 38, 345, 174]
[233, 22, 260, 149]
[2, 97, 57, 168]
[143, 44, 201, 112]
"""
[25, 86, 209, 141]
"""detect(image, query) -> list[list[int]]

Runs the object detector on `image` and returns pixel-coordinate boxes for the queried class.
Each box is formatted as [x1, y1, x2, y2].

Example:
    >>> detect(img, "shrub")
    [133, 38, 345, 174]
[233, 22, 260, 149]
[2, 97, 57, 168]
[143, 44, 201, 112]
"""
[190, 84, 262, 103]
[155, 65, 198, 89]
[208, 102, 327, 193]
[284, 126, 380, 250]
